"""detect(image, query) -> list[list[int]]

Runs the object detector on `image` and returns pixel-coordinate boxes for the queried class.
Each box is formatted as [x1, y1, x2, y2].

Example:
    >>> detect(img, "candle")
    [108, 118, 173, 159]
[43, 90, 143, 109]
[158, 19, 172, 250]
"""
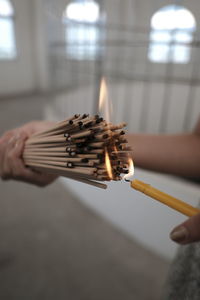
[131, 179, 200, 217]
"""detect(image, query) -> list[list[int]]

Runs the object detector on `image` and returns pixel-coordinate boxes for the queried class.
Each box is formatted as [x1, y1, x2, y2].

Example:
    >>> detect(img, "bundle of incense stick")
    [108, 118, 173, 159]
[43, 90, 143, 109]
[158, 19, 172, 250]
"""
[23, 114, 131, 189]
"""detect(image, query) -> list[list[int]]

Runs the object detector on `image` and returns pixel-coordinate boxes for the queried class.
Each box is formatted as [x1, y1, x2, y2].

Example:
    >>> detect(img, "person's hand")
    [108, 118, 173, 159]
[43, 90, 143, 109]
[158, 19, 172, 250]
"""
[170, 213, 200, 244]
[0, 121, 58, 187]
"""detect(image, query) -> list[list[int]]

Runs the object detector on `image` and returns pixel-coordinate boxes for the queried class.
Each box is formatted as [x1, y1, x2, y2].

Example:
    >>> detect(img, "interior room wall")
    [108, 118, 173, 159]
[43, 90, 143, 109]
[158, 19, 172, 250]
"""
[46, 0, 200, 94]
[1, 0, 200, 98]
[0, 0, 49, 97]
[31, 0, 50, 92]
[0, 0, 34, 96]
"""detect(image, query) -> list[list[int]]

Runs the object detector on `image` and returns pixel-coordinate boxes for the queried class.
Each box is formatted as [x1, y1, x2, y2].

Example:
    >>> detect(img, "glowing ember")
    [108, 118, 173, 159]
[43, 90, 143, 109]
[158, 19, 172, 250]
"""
[98, 77, 112, 123]
[105, 149, 113, 180]
[99, 78, 114, 180]
[124, 158, 134, 181]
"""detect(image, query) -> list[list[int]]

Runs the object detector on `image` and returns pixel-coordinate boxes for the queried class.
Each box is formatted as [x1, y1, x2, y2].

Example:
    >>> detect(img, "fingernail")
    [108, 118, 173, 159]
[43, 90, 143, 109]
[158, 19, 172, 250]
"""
[170, 226, 189, 243]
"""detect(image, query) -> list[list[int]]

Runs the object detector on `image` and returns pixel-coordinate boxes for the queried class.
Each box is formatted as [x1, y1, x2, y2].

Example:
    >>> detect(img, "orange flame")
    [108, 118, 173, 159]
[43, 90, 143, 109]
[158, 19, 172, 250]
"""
[124, 158, 134, 181]
[99, 77, 114, 180]
[98, 77, 112, 123]
[105, 149, 113, 180]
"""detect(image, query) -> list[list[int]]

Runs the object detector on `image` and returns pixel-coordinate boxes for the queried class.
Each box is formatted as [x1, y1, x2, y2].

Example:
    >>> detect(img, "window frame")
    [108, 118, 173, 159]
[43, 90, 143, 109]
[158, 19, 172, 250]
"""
[148, 5, 196, 64]
[0, 0, 17, 61]
[63, 0, 103, 61]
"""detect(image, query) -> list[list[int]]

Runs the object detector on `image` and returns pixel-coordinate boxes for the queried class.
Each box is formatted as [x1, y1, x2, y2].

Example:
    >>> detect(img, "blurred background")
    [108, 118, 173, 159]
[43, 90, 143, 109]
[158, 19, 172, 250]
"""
[0, 0, 200, 299]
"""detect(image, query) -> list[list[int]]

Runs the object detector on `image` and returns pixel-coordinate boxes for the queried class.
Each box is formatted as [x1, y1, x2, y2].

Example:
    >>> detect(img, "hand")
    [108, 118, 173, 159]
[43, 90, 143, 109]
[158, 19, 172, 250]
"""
[170, 213, 200, 244]
[0, 121, 58, 187]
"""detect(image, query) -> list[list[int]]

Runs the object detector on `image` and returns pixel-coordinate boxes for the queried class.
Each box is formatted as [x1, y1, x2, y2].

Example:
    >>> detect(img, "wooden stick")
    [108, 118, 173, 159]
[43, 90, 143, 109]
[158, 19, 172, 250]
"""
[33, 125, 85, 138]
[24, 155, 67, 161]
[69, 129, 92, 139]
[24, 147, 67, 152]
[65, 176, 107, 189]
[26, 136, 67, 145]
[77, 154, 98, 159]
[30, 118, 86, 140]
[88, 142, 105, 148]
[31, 115, 80, 138]
[25, 143, 66, 149]
[71, 161, 96, 167]
[23, 156, 85, 163]
[88, 149, 104, 154]
[25, 159, 69, 168]
[23, 151, 68, 157]
[28, 135, 87, 144]
[104, 123, 127, 131]
[25, 161, 97, 176]
[24, 151, 100, 159]
[94, 131, 110, 140]
[25, 138, 84, 145]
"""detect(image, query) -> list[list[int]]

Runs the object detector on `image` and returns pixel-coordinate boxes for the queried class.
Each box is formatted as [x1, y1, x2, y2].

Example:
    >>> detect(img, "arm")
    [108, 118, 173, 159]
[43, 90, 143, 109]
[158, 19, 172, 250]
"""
[0, 121, 58, 187]
[127, 118, 200, 179]
[127, 118, 200, 244]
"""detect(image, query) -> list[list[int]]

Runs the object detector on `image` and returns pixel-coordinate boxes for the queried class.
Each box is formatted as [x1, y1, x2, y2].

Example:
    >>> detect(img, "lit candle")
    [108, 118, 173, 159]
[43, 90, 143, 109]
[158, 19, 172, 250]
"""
[131, 179, 200, 217]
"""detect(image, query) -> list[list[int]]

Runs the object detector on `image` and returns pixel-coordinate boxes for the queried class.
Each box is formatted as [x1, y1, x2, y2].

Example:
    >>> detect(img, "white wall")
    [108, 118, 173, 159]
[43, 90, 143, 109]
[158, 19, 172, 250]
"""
[0, 0, 34, 95]
[1, 0, 200, 96]
[0, 0, 49, 96]
[32, 0, 50, 91]
[48, 82, 200, 134]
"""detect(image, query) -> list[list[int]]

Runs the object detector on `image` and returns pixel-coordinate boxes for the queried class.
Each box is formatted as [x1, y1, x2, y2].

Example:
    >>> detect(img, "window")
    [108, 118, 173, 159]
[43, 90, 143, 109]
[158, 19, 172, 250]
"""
[63, 0, 101, 60]
[148, 5, 196, 63]
[0, 0, 16, 60]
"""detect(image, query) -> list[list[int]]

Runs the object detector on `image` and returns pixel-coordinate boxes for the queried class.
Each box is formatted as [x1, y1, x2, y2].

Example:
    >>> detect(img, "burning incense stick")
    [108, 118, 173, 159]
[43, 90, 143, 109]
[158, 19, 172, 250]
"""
[23, 114, 131, 189]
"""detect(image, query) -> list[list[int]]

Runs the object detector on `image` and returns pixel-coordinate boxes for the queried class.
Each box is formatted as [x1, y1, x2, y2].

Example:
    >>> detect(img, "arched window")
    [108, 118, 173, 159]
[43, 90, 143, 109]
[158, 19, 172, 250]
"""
[0, 0, 16, 59]
[63, 0, 101, 60]
[148, 5, 196, 63]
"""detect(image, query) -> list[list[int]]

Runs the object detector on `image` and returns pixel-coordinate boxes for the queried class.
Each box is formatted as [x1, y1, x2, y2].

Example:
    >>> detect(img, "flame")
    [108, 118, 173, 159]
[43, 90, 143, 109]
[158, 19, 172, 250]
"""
[105, 149, 113, 180]
[99, 78, 114, 180]
[124, 158, 134, 181]
[98, 77, 112, 123]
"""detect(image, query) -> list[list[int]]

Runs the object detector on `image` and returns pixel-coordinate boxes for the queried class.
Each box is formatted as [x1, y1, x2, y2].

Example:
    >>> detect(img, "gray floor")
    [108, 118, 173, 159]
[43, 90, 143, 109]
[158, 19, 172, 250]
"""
[0, 95, 170, 300]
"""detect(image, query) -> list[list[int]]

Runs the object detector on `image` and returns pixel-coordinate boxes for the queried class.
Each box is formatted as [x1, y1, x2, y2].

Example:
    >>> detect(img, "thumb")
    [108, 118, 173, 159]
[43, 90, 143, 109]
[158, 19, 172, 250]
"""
[170, 213, 200, 244]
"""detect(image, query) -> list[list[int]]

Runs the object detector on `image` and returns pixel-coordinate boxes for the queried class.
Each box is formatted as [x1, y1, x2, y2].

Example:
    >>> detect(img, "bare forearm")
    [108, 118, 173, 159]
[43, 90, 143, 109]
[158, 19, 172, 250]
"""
[127, 133, 200, 178]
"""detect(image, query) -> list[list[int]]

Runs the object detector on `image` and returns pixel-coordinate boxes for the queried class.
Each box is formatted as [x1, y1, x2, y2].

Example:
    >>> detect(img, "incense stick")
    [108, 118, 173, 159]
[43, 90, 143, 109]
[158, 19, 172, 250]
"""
[23, 114, 131, 188]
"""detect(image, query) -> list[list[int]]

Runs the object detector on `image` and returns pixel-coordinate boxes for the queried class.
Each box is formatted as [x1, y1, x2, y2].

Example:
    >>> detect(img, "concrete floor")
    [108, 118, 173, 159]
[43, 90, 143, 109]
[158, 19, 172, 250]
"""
[0, 95, 170, 300]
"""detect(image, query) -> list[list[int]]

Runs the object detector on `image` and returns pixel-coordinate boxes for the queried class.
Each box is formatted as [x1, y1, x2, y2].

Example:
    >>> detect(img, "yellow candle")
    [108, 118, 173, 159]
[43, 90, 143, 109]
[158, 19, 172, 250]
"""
[131, 179, 200, 217]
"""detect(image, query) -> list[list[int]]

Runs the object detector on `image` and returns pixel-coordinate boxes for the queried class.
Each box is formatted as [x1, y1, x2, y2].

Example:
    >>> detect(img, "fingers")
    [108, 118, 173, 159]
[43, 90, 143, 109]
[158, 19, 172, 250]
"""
[1, 132, 27, 180]
[0, 130, 14, 176]
[0, 131, 57, 186]
[0, 123, 58, 187]
[16, 164, 58, 187]
[21, 170, 58, 187]
[170, 213, 200, 244]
